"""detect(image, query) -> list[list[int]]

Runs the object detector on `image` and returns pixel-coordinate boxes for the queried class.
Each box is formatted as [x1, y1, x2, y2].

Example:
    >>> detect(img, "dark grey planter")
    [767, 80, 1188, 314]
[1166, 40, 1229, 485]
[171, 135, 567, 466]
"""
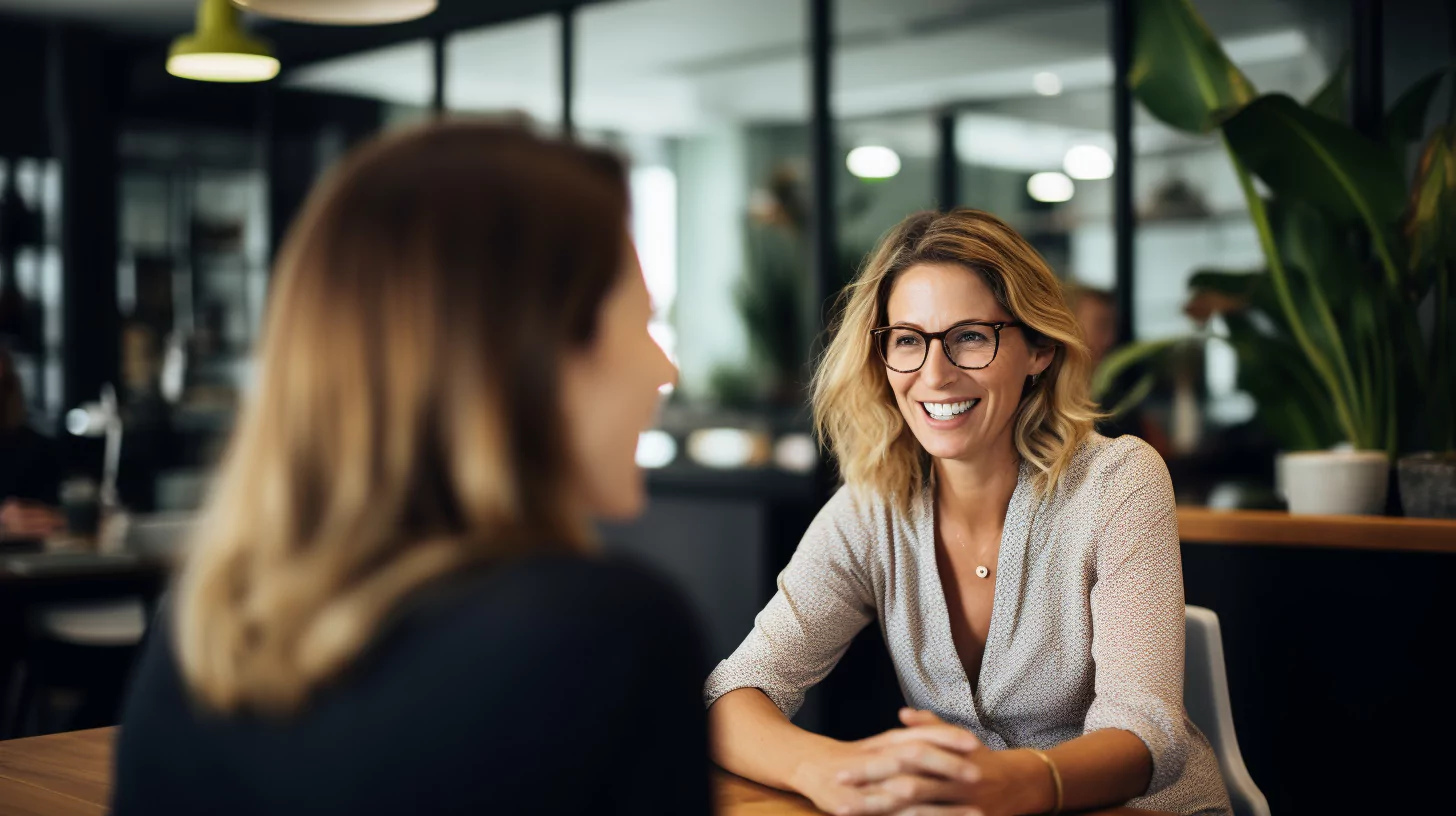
[1397, 453, 1456, 519]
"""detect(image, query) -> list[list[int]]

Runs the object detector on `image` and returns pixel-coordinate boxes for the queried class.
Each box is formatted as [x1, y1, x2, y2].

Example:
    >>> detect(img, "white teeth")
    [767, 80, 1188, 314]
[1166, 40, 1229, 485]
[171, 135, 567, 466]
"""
[922, 399, 977, 419]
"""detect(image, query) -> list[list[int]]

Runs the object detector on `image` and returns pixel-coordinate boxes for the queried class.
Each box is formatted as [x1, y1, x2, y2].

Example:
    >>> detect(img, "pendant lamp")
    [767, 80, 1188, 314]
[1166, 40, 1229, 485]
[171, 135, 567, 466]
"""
[233, 0, 437, 25]
[168, 0, 279, 83]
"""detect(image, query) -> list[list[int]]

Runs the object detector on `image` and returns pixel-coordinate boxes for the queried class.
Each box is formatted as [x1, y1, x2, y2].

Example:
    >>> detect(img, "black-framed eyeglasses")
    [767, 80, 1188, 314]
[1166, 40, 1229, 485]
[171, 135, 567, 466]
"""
[870, 321, 1024, 373]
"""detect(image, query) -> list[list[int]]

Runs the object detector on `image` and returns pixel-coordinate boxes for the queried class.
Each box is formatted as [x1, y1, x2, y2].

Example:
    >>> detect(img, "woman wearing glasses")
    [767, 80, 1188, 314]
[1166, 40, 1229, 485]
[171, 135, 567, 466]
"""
[707, 210, 1231, 816]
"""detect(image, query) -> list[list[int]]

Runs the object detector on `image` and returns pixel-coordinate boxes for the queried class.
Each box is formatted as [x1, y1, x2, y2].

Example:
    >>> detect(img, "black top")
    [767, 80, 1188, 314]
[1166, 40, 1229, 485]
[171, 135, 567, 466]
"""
[0, 426, 62, 505]
[112, 554, 712, 815]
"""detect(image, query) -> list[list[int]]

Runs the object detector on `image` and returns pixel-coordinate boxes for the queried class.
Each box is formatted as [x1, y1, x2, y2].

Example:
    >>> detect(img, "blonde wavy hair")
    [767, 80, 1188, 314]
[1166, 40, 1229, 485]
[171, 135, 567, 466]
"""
[173, 123, 630, 715]
[812, 209, 1099, 509]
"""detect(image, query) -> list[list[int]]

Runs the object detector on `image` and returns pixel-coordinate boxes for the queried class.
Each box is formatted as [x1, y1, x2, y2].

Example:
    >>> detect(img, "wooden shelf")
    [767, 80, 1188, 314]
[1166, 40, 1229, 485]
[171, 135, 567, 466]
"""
[1178, 507, 1456, 554]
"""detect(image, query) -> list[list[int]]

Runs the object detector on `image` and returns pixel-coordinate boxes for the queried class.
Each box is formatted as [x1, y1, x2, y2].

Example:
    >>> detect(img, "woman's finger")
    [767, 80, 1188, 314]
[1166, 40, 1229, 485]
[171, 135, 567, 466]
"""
[894, 807, 984, 816]
[823, 785, 911, 816]
[898, 708, 946, 727]
[836, 743, 981, 785]
[873, 775, 966, 806]
[860, 723, 982, 754]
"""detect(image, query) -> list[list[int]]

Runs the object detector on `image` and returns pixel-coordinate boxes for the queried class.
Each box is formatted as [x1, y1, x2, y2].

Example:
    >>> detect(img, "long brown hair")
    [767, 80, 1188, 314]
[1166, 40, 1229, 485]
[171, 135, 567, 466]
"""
[813, 209, 1099, 508]
[175, 123, 630, 714]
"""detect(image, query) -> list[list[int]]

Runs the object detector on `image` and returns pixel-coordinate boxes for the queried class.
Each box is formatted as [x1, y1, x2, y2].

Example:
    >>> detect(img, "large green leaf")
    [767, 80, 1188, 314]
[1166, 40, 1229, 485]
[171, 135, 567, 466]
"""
[1220, 313, 1344, 450]
[1188, 268, 1288, 335]
[1191, 257, 1376, 441]
[1406, 125, 1456, 274]
[1268, 199, 1360, 303]
[1224, 94, 1407, 226]
[1091, 337, 1183, 402]
[1187, 269, 1261, 298]
[1223, 94, 1408, 285]
[1385, 69, 1449, 149]
[1307, 56, 1349, 121]
[1129, 0, 1256, 133]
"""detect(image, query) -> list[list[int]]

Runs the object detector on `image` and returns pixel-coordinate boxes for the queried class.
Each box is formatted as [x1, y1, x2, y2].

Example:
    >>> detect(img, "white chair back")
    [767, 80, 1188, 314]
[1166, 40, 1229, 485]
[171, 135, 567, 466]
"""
[1184, 605, 1271, 816]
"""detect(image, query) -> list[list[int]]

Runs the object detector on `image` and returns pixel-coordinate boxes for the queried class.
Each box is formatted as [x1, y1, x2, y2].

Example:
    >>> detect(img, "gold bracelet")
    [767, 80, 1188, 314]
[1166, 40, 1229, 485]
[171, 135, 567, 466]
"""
[1026, 748, 1064, 816]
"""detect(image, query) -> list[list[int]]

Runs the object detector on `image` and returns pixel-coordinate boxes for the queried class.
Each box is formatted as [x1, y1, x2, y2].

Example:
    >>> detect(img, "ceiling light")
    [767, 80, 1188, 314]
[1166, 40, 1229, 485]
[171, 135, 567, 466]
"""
[846, 146, 901, 180]
[168, 0, 279, 83]
[235, 0, 437, 25]
[1063, 145, 1114, 180]
[1032, 72, 1063, 96]
[1027, 172, 1074, 203]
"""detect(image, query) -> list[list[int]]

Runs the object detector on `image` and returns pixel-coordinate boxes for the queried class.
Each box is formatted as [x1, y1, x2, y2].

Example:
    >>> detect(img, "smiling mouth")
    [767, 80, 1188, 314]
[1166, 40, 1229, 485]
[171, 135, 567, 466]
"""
[920, 399, 980, 420]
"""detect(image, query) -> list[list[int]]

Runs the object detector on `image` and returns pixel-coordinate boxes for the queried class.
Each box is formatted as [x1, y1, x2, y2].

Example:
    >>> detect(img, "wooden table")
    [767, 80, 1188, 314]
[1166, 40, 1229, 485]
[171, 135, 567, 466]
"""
[0, 728, 1169, 815]
[717, 772, 1170, 815]
[0, 728, 113, 815]
[0, 551, 169, 606]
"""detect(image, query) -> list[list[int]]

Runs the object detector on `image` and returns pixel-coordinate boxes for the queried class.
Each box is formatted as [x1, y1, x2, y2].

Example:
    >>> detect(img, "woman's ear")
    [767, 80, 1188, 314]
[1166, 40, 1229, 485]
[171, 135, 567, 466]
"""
[1030, 343, 1055, 378]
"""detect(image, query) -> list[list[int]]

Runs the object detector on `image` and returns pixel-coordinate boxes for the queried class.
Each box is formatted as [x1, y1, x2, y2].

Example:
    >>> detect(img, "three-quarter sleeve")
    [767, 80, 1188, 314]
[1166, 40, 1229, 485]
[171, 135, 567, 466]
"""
[1082, 450, 1191, 797]
[703, 487, 877, 718]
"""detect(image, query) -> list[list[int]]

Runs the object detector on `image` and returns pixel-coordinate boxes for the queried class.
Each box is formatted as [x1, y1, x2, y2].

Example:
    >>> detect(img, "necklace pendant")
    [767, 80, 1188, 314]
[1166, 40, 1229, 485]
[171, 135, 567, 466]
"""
[975, 565, 990, 579]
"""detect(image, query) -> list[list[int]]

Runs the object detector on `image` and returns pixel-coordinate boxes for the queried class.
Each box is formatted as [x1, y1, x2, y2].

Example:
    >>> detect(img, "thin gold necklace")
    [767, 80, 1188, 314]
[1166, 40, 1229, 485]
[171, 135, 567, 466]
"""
[954, 531, 994, 580]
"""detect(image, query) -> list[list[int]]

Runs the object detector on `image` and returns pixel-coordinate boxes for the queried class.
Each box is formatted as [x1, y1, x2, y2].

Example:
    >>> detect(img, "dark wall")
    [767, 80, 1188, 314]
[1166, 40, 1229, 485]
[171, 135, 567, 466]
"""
[51, 25, 122, 411]
[266, 89, 384, 260]
[1182, 542, 1455, 816]
[1384, 0, 1456, 105]
[0, 17, 51, 158]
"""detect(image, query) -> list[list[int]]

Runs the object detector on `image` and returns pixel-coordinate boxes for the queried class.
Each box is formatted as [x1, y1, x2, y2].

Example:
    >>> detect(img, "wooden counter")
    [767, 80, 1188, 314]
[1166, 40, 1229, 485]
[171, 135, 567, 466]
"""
[1177, 506, 1456, 553]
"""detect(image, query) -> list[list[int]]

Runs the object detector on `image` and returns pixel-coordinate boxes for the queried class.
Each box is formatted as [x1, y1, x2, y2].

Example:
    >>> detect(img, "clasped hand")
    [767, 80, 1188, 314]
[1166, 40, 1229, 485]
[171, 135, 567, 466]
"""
[791, 708, 1036, 816]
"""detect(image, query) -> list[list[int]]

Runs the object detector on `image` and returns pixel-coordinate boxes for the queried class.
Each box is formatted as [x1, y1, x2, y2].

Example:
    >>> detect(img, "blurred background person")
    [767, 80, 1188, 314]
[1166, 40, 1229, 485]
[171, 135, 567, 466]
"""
[1066, 284, 1171, 457]
[0, 345, 65, 542]
[1066, 284, 1118, 370]
[111, 123, 707, 815]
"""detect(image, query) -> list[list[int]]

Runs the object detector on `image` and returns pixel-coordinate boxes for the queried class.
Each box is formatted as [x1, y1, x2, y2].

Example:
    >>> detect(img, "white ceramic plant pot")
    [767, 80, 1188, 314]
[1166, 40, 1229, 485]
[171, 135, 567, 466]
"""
[1278, 450, 1390, 516]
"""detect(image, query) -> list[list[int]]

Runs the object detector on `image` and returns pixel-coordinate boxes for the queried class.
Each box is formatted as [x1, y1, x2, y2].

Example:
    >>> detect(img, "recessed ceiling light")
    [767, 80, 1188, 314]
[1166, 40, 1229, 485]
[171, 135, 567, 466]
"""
[846, 145, 901, 180]
[1032, 72, 1063, 96]
[1028, 171, 1075, 203]
[1063, 145, 1114, 180]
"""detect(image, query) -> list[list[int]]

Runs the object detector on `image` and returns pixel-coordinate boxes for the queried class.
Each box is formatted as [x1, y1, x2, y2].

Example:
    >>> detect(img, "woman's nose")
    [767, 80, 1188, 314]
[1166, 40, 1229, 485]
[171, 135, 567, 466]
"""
[920, 339, 958, 387]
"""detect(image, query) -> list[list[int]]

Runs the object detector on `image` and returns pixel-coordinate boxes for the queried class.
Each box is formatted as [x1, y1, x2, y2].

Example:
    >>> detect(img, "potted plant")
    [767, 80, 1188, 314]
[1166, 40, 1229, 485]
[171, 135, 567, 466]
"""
[1103, 0, 1456, 516]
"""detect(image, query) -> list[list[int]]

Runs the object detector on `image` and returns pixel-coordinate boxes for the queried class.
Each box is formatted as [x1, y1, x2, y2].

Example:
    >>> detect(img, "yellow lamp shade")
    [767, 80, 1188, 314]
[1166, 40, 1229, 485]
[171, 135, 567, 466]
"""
[167, 0, 279, 83]
[234, 0, 437, 25]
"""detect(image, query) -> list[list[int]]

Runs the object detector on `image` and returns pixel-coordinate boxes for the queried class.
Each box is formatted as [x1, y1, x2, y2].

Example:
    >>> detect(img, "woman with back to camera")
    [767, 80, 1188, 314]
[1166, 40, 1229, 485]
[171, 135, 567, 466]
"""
[707, 210, 1231, 816]
[112, 123, 707, 815]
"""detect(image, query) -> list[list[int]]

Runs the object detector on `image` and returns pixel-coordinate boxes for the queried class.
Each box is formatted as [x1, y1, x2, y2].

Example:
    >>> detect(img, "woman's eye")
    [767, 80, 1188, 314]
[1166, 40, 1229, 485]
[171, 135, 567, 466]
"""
[894, 335, 922, 347]
[956, 331, 988, 344]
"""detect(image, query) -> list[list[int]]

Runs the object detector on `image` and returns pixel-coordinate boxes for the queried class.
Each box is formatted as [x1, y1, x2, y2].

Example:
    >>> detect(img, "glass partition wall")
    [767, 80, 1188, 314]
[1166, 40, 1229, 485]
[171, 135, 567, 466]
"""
[578, 0, 813, 473]
[832, 0, 1114, 287]
[95, 0, 1376, 502]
